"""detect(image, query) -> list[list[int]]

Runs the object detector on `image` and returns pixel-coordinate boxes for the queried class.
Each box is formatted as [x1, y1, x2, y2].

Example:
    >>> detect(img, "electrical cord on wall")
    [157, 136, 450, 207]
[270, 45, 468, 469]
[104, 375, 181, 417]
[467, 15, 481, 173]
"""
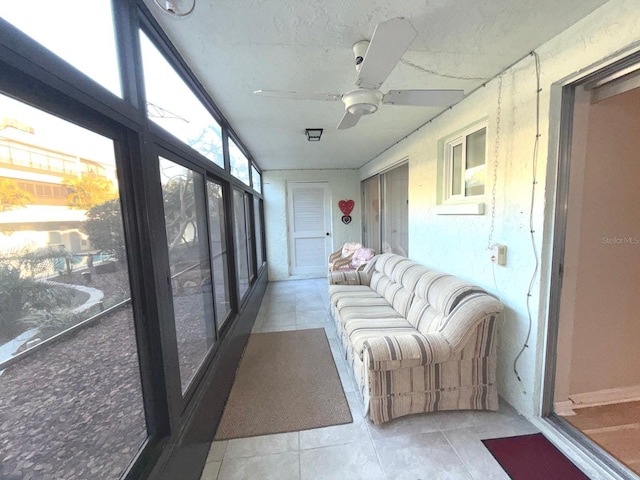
[487, 74, 503, 252]
[513, 51, 542, 388]
[400, 58, 492, 81]
[488, 75, 504, 308]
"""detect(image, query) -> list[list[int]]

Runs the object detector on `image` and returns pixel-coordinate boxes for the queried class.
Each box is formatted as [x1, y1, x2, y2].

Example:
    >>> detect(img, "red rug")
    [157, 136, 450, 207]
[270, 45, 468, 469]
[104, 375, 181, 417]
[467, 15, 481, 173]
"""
[482, 433, 589, 480]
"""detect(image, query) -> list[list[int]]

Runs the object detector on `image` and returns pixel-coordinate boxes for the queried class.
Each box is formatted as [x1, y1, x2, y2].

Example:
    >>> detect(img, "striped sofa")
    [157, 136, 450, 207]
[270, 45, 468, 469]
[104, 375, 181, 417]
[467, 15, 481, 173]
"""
[328, 253, 503, 424]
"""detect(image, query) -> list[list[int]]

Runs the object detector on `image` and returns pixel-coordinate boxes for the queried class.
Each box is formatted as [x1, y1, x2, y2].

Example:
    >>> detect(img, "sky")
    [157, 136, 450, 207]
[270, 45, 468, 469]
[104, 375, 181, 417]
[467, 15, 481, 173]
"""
[1, 1, 248, 182]
[0, 94, 116, 169]
[0, 0, 120, 97]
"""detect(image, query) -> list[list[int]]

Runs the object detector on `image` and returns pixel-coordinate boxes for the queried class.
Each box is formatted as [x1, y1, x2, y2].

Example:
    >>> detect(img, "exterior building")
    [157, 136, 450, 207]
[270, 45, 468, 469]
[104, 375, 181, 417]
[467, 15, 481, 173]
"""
[0, 125, 115, 255]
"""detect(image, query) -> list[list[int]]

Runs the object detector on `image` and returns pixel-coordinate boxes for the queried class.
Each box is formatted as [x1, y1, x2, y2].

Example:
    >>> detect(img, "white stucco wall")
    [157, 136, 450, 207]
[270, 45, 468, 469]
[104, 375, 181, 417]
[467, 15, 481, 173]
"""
[359, 0, 640, 417]
[258, 0, 640, 418]
[263, 169, 361, 281]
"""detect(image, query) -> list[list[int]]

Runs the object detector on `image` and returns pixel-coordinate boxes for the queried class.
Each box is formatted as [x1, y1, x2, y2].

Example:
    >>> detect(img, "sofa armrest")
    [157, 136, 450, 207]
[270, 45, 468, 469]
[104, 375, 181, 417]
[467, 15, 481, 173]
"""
[329, 254, 355, 272]
[328, 249, 349, 270]
[328, 249, 343, 263]
[328, 269, 371, 286]
[362, 333, 452, 371]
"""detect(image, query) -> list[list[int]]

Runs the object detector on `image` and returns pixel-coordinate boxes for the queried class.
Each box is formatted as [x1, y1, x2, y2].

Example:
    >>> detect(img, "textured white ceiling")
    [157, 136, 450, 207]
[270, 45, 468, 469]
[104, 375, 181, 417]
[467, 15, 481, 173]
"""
[144, 0, 610, 171]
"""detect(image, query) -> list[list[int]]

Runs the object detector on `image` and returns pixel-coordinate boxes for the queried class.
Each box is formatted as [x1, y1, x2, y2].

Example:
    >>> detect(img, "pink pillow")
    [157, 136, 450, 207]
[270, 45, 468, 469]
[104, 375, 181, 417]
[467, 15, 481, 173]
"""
[341, 242, 362, 258]
[351, 248, 375, 268]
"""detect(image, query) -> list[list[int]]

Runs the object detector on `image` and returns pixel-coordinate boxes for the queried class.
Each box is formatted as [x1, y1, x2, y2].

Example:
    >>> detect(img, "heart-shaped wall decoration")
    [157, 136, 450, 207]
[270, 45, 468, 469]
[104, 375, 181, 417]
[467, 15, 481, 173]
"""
[339, 199, 354, 216]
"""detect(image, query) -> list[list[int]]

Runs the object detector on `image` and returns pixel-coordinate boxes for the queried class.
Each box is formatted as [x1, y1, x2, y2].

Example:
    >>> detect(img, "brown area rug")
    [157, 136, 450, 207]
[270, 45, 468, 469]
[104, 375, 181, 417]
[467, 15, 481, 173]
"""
[214, 328, 352, 440]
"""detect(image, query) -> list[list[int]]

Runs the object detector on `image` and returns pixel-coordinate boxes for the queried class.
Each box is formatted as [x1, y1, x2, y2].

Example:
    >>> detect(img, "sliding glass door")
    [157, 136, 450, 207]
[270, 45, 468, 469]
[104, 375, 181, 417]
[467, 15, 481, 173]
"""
[207, 180, 232, 331]
[232, 188, 253, 301]
[545, 57, 640, 478]
[362, 163, 409, 257]
[159, 157, 217, 394]
[381, 163, 409, 257]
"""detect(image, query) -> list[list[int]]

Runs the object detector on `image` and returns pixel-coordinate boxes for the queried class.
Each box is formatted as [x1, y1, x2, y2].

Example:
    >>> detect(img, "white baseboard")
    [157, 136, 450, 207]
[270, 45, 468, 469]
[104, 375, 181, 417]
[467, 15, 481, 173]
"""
[569, 384, 640, 408]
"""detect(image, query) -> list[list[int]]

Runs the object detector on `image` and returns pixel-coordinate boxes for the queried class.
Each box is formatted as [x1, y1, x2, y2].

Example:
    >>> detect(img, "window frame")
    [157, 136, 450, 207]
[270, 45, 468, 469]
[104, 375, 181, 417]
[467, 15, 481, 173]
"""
[138, 27, 226, 170]
[205, 176, 234, 333]
[157, 152, 220, 398]
[228, 136, 251, 186]
[0, 2, 268, 478]
[0, 66, 169, 479]
[251, 164, 262, 194]
[443, 123, 488, 203]
[231, 187, 254, 302]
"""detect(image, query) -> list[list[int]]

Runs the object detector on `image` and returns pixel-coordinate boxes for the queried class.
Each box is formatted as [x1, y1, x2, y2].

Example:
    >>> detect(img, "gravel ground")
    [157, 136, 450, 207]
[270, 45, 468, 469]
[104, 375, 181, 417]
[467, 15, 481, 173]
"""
[0, 307, 147, 480]
[0, 263, 219, 479]
[173, 289, 214, 393]
[55, 266, 131, 312]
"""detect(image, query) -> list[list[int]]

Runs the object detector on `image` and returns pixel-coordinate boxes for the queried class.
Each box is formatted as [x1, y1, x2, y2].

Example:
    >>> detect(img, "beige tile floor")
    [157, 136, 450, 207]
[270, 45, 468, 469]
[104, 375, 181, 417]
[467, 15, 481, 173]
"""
[201, 278, 539, 480]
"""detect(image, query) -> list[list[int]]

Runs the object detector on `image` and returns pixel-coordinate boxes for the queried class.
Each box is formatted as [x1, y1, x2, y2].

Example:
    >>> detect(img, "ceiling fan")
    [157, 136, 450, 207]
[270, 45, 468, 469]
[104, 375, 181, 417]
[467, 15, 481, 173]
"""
[254, 17, 465, 130]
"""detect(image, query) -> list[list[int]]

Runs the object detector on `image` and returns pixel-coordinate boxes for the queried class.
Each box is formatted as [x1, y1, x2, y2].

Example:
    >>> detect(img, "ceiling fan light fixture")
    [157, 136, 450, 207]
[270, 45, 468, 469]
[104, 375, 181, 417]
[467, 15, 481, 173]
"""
[342, 89, 382, 116]
[347, 103, 378, 115]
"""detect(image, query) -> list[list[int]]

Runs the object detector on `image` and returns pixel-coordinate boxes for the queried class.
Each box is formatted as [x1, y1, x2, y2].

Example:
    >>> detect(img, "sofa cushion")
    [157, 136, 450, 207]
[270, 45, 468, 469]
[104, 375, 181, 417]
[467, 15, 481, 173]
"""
[369, 274, 393, 298]
[343, 317, 416, 357]
[338, 300, 405, 324]
[425, 275, 486, 317]
[413, 270, 449, 302]
[329, 284, 378, 302]
[386, 257, 418, 283]
[328, 269, 372, 286]
[408, 272, 488, 335]
[406, 298, 441, 334]
[384, 264, 431, 317]
[369, 254, 409, 291]
[371, 253, 406, 275]
[380, 282, 413, 318]
[368, 256, 423, 317]
[329, 283, 372, 293]
[362, 332, 452, 371]
[329, 286, 379, 314]
[398, 264, 431, 292]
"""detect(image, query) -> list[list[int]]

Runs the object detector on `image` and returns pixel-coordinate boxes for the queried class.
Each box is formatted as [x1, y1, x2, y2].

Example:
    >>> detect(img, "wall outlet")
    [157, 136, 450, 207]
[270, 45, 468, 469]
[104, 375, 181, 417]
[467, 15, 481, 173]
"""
[490, 243, 507, 266]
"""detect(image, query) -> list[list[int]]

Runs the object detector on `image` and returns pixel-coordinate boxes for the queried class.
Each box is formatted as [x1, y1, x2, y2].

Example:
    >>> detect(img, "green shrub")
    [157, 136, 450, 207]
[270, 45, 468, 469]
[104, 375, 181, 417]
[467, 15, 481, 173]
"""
[0, 247, 71, 341]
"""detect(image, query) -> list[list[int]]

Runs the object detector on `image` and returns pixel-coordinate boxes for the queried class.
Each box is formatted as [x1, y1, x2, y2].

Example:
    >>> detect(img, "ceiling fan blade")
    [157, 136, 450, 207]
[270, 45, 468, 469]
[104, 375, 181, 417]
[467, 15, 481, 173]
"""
[355, 18, 417, 90]
[336, 110, 362, 129]
[383, 89, 465, 106]
[254, 90, 341, 101]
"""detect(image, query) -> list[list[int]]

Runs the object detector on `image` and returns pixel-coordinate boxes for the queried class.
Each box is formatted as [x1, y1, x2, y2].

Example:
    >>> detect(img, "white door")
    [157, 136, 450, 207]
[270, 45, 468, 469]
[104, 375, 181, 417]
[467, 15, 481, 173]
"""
[287, 182, 331, 276]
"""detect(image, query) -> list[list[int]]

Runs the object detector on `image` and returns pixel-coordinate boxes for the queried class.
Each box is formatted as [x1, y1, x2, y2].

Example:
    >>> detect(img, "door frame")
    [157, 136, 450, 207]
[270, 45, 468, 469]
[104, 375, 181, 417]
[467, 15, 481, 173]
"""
[541, 50, 640, 480]
[286, 181, 332, 276]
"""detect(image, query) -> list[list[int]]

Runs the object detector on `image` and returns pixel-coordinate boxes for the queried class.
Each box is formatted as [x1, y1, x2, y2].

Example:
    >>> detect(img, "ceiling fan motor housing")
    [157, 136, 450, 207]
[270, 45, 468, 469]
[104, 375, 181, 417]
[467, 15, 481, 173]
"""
[342, 88, 382, 115]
